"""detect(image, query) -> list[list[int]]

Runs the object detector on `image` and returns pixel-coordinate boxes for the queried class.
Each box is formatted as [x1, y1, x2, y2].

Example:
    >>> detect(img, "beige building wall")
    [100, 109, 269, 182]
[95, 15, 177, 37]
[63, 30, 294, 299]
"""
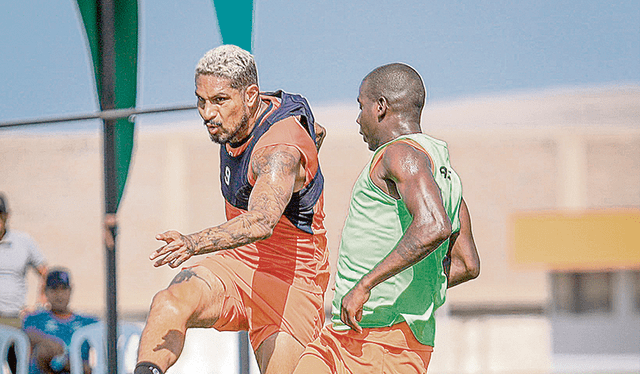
[1, 86, 639, 373]
[1, 85, 638, 317]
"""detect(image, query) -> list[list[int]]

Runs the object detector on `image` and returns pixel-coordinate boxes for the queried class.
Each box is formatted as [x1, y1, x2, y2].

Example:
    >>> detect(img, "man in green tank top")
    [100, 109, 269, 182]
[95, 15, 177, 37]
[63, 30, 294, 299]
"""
[294, 63, 480, 373]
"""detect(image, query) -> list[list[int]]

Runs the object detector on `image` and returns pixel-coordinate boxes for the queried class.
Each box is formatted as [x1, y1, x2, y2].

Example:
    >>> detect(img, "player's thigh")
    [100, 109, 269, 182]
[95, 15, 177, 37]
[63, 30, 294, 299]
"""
[294, 351, 334, 374]
[160, 266, 226, 327]
[383, 347, 432, 374]
[255, 332, 305, 374]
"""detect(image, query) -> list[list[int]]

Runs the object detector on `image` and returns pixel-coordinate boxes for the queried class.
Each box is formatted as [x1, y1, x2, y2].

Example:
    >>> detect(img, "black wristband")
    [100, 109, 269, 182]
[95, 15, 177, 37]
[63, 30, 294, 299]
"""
[134, 362, 163, 374]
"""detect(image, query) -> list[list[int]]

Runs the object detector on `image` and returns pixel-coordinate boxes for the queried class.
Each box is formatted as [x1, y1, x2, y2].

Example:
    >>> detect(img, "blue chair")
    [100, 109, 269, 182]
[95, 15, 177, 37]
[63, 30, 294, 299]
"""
[0, 325, 30, 374]
[69, 321, 142, 374]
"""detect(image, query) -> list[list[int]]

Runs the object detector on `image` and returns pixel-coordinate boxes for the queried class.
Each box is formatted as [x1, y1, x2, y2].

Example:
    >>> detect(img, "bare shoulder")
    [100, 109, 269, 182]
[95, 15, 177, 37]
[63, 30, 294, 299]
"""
[379, 140, 432, 181]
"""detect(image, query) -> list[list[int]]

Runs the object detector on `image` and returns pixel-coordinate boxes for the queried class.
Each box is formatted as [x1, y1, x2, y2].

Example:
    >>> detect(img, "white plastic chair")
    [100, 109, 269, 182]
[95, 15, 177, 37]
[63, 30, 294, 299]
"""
[69, 321, 141, 374]
[0, 325, 30, 374]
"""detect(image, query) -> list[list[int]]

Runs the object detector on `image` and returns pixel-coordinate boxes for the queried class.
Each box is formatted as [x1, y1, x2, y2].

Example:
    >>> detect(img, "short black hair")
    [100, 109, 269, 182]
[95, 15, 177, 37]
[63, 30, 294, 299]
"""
[362, 63, 426, 117]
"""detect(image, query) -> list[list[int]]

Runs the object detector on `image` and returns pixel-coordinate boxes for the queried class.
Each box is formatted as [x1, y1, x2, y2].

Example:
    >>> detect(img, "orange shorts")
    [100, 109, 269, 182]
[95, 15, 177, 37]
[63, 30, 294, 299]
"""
[294, 322, 433, 374]
[195, 254, 325, 351]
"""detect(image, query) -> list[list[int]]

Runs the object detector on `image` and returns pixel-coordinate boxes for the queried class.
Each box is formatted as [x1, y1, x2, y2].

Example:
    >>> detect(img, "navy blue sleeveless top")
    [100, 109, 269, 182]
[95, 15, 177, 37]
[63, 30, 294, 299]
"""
[219, 91, 324, 234]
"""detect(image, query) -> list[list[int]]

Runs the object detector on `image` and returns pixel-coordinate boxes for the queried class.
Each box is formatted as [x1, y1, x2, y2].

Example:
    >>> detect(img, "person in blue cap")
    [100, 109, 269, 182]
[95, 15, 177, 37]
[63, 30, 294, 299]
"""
[22, 268, 98, 374]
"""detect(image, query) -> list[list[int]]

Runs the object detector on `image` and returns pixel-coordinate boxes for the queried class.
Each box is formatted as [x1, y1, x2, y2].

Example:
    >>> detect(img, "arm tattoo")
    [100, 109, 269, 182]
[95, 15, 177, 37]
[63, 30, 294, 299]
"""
[191, 147, 299, 254]
[251, 148, 298, 176]
[181, 234, 197, 255]
[249, 148, 298, 225]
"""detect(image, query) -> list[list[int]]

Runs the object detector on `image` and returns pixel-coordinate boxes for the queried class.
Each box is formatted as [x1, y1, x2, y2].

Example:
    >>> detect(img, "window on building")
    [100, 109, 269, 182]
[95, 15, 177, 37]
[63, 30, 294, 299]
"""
[553, 272, 613, 314]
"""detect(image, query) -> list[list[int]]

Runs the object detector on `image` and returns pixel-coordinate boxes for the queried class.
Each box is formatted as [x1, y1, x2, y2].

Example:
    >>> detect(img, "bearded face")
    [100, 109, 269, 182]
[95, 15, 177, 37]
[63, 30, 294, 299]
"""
[196, 74, 254, 145]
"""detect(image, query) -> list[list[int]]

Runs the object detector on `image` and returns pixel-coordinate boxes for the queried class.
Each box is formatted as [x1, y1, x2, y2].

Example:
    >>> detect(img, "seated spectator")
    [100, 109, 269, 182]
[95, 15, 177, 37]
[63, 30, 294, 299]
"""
[23, 268, 98, 374]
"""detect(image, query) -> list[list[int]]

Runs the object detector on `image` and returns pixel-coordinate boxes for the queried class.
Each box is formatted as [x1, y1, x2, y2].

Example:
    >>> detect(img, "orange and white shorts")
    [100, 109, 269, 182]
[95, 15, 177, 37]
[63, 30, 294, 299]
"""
[195, 254, 326, 351]
[294, 322, 433, 374]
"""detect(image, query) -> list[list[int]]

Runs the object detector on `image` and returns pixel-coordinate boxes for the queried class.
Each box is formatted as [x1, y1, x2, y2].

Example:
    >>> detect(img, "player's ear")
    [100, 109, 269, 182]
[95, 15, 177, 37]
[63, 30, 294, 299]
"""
[377, 96, 388, 122]
[244, 84, 260, 107]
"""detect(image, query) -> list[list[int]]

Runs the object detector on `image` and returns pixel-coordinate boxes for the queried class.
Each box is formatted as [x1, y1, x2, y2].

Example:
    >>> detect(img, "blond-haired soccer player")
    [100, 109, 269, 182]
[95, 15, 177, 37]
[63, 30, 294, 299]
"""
[135, 45, 328, 374]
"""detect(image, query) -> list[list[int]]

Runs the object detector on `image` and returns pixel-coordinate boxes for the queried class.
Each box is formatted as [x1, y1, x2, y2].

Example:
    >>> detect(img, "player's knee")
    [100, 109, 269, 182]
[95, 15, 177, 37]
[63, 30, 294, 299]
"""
[149, 288, 195, 320]
[148, 267, 224, 326]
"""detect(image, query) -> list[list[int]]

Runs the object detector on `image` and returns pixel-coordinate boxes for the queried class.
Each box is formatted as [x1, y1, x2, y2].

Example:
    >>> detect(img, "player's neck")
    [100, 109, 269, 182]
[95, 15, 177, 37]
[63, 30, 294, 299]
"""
[51, 310, 72, 318]
[231, 98, 268, 148]
[389, 118, 421, 139]
[250, 98, 268, 128]
[376, 125, 421, 148]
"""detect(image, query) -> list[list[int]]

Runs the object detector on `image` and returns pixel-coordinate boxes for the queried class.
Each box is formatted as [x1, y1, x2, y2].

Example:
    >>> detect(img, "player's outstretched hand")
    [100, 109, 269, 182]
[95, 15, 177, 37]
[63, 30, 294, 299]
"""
[340, 283, 370, 334]
[150, 230, 197, 268]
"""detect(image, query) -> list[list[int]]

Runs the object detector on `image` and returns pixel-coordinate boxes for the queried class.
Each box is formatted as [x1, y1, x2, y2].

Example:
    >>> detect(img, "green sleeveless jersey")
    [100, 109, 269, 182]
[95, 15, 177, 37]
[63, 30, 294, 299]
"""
[331, 133, 462, 346]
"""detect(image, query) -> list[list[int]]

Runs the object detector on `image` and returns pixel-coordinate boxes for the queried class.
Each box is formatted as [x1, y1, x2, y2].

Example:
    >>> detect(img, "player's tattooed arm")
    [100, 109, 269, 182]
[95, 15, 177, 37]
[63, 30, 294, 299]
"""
[195, 144, 298, 248]
[150, 144, 300, 268]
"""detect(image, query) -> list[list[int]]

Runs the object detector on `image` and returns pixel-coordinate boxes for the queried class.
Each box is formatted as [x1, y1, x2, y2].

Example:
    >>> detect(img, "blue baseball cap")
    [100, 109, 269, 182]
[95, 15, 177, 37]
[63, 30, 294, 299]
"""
[46, 269, 71, 289]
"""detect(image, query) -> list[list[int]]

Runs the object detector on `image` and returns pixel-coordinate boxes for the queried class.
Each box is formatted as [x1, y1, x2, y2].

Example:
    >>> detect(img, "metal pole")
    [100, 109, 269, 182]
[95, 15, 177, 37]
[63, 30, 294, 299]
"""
[0, 104, 197, 129]
[98, 0, 118, 373]
[238, 331, 250, 374]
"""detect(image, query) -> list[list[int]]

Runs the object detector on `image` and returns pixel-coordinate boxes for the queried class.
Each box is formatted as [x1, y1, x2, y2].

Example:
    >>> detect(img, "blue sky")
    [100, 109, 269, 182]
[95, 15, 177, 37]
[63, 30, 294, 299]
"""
[1, 0, 638, 130]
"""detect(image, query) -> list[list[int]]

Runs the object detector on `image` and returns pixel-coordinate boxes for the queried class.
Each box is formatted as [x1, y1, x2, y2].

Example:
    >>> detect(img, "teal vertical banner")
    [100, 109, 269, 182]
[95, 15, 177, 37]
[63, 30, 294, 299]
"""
[75, 0, 138, 211]
[212, 0, 254, 52]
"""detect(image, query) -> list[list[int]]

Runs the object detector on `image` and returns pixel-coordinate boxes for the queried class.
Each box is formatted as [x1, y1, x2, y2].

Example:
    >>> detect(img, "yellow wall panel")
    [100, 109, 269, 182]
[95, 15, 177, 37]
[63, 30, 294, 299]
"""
[512, 209, 640, 271]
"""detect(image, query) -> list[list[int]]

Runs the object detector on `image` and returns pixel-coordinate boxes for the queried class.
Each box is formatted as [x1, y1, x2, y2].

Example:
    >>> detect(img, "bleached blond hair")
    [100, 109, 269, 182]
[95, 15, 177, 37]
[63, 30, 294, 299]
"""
[195, 45, 258, 89]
